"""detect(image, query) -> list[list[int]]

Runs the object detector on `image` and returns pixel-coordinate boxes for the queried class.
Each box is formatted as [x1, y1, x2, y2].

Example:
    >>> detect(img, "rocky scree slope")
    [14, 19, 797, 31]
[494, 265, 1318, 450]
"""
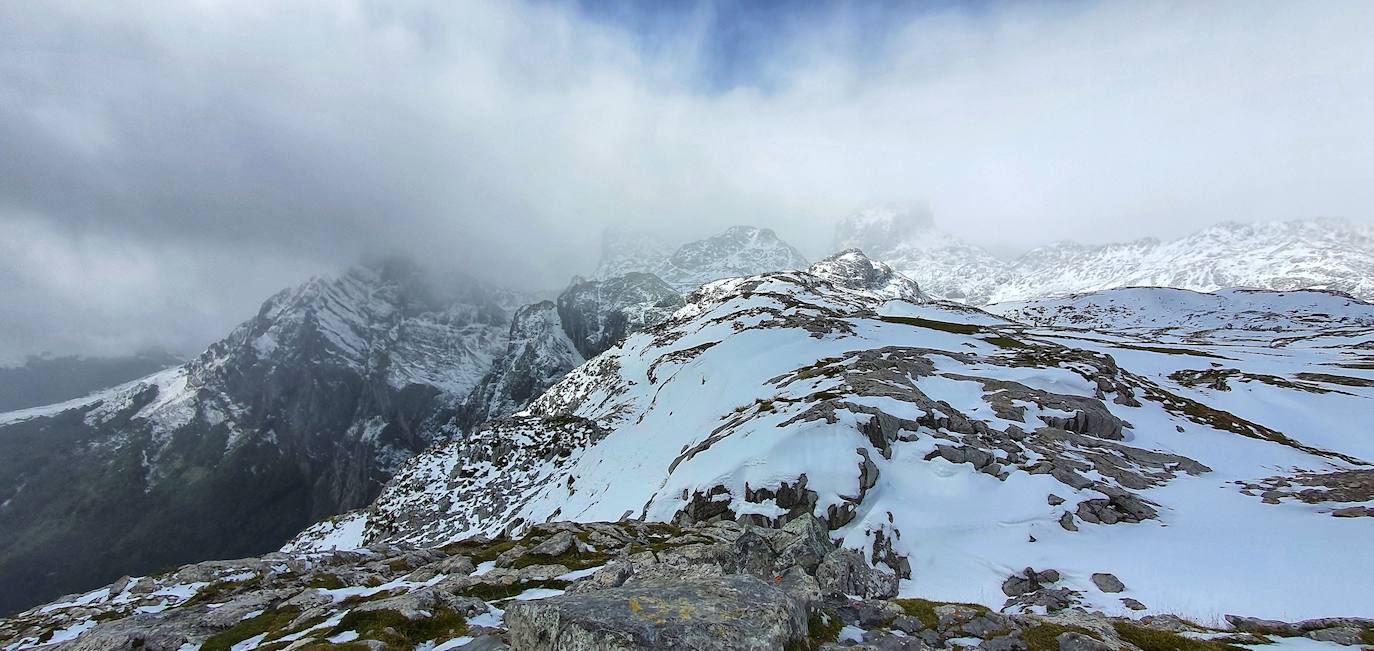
[837, 207, 1374, 304]
[295, 251, 1374, 621]
[0, 259, 514, 617]
[7, 511, 1373, 650]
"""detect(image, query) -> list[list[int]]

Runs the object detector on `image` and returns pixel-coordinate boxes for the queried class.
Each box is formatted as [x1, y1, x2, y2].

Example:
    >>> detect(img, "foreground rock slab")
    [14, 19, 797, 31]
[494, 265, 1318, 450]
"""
[506, 574, 808, 651]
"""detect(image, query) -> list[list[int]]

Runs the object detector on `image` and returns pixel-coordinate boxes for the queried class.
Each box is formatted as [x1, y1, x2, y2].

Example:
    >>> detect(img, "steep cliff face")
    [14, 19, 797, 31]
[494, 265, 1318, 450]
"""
[462, 273, 684, 427]
[0, 259, 512, 616]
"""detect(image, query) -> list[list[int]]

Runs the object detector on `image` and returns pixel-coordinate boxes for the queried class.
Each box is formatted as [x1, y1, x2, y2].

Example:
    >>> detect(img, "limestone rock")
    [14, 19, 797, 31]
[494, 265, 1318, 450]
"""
[816, 548, 900, 599]
[505, 574, 808, 651]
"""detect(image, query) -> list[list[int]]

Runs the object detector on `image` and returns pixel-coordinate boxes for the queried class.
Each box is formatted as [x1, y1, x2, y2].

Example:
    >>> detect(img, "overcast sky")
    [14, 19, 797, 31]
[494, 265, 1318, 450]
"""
[2, 0, 1373, 362]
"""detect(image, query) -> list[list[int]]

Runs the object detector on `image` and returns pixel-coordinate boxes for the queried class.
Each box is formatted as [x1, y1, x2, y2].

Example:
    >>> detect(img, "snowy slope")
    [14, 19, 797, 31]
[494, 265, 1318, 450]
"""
[292, 254, 1374, 621]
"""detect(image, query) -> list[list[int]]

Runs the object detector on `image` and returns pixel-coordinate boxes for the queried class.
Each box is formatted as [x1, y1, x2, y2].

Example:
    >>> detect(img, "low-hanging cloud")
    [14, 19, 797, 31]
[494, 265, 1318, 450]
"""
[2, 0, 1372, 361]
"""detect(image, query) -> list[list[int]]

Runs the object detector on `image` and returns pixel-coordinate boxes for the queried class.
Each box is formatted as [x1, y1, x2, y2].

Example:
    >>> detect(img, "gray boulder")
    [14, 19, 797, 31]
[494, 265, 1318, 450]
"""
[774, 515, 835, 574]
[1090, 573, 1125, 593]
[505, 574, 808, 651]
[816, 548, 900, 599]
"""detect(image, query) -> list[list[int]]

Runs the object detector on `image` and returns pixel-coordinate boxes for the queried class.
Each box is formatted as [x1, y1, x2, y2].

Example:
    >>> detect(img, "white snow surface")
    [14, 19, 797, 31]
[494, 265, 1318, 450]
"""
[291, 271, 1374, 621]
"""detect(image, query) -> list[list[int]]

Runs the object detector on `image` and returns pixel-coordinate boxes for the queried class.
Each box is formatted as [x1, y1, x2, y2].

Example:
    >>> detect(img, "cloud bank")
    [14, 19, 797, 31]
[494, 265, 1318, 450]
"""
[2, 0, 1372, 360]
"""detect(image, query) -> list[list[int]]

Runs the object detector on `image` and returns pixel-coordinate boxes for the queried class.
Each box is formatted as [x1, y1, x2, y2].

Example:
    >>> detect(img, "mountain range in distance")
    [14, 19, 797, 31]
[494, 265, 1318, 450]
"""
[1, 211, 1371, 634]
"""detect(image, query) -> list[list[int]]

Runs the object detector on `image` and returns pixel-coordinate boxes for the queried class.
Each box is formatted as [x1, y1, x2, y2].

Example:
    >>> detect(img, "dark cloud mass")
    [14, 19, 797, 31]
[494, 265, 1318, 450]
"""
[2, 0, 1372, 361]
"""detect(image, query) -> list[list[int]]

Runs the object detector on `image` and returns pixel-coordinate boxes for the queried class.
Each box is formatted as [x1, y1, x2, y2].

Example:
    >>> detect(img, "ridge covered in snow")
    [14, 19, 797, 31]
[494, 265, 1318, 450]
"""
[835, 206, 1374, 304]
[291, 260, 1374, 621]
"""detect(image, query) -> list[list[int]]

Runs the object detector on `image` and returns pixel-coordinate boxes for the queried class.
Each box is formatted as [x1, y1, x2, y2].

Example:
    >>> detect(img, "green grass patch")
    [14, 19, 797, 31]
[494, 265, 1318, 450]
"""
[438, 537, 520, 563]
[1359, 629, 1374, 646]
[1022, 623, 1101, 651]
[892, 598, 991, 630]
[326, 606, 468, 648]
[1115, 343, 1230, 359]
[201, 606, 301, 651]
[457, 579, 570, 601]
[984, 336, 1029, 349]
[182, 578, 259, 608]
[510, 548, 611, 571]
[306, 573, 346, 590]
[1112, 622, 1250, 651]
[787, 610, 843, 651]
[879, 315, 982, 335]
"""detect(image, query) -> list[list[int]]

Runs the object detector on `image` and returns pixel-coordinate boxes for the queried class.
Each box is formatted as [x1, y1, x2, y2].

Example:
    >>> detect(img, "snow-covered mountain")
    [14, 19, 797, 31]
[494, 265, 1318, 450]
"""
[460, 272, 684, 427]
[0, 258, 514, 616]
[291, 254, 1374, 621]
[991, 218, 1374, 303]
[833, 205, 1012, 304]
[836, 207, 1374, 304]
[992, 286, 1374, 336]
[594, 225, 809, 292]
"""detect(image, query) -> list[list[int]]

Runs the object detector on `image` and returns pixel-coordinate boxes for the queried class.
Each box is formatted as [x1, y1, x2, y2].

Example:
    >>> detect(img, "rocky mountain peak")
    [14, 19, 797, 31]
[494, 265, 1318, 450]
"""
[807, 248, 926, 302]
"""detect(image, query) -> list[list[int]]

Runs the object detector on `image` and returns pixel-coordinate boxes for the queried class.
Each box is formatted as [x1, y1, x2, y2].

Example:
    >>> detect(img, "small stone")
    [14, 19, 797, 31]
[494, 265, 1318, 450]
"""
[1305, 627, 1365, 645]
[1121, 598, 1147, 611]
[1331, 506, 1374, 518]
[1059, 512, 1078, 532]
[982, 634, 1028, 651]
[1057, 632, 1113, 651]
[1090, 573, 1125, 593]
[1048, 494, 1065, 506]
[527, 530, 576, 557]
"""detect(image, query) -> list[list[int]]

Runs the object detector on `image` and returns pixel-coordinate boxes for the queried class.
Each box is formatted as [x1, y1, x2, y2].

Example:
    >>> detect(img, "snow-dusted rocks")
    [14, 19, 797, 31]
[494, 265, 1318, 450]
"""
[289, 264, 1374, 621]
[834, 205, 1012, 304]
[0, 257, 514, 617]
[555, 272, 684, 360]
[991, 286, 1374, 336]
[461, 272, 684, 426]
[9, 518, 1372, 651]
[808, 249, 926, 303]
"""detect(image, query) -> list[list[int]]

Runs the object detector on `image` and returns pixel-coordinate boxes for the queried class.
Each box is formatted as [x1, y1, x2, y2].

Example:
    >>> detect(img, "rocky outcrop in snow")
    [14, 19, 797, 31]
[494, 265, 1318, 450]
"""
[833, 205, 1011, 304]
[6, 518, 1371, 651]
[808, 249, 926, 303]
